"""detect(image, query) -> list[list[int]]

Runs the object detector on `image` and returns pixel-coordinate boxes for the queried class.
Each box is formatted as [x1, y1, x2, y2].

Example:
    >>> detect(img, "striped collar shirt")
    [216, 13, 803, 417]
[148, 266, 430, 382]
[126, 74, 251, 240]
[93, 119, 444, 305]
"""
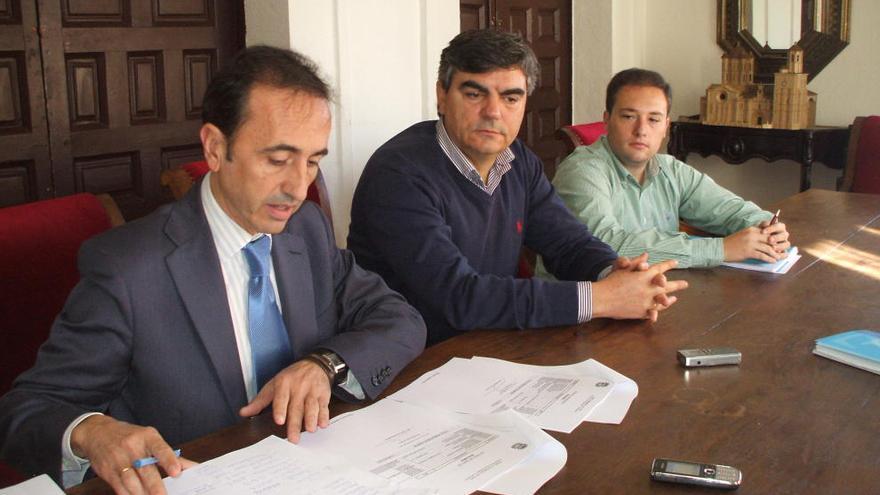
[435, 120, 596, 324]
[436, 119, 515, 195]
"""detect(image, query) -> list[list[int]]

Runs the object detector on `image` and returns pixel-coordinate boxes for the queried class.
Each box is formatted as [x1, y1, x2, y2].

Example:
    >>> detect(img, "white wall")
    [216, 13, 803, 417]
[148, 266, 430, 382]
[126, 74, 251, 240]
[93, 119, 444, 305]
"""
[244, 0, 459, 245]
[571, 0, 612, 122]
[571, 0, 647, 123]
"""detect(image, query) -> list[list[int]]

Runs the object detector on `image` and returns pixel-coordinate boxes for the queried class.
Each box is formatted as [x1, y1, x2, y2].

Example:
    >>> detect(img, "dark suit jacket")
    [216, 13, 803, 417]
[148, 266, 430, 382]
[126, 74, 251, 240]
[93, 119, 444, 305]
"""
[0, 185, 426, 482]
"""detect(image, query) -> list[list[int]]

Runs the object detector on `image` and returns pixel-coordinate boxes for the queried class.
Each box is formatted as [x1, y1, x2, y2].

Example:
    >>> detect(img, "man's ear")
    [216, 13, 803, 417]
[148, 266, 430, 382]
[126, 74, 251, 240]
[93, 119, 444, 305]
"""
[603, 111, 610, 125]
[436, 80, 447, 117]
[200, 123, 227, 172]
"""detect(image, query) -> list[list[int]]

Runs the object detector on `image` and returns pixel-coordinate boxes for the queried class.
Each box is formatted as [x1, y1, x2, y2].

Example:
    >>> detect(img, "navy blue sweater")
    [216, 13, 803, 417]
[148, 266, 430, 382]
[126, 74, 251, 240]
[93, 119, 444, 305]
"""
[348, 121, 617, 345]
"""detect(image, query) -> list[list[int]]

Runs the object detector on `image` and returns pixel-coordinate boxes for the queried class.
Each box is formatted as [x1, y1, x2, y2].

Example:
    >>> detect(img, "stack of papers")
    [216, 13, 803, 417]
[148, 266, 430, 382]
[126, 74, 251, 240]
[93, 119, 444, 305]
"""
[721, 246, 801, 274]
[388, 357, 638, 431]
[160, 357, 637, 495]
[165, 435, 437, 495]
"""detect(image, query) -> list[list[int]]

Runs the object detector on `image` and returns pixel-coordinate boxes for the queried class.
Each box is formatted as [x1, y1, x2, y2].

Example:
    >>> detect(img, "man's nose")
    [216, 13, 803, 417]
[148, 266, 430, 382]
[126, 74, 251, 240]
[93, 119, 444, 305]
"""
[481, 95, 502, 119]
[633, 117, 648, 136]
[283, 161, 312, 200]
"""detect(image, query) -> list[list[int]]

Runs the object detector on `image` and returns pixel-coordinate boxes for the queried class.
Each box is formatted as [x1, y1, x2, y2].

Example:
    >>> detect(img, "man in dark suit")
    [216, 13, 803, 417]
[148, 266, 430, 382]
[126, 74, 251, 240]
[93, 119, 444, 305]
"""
[0, 46, 426, 494]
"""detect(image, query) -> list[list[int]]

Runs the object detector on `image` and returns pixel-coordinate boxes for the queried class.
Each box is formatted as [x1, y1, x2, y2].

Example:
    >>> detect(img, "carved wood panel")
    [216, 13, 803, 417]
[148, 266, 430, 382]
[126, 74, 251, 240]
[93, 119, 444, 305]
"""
[65, 53, 108, 130]
[61, 0, 131, 27]
[4, 0, 244, 218]
[128, 51, 165, 124]
[0, 0, 51, 204]
[183, 49, 215, 120]
[153, 0, 213, 26]
[0, 0, 21, 24]
[0, 160, 34, 207]
[460, 0, 489, 31]
[0, 50, 29, 134]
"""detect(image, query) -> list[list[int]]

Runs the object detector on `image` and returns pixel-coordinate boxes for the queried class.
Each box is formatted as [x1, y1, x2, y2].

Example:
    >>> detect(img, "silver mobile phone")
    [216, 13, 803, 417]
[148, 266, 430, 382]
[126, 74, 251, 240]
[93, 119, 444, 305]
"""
[677, 347, 741, 367]
[651, 458, 742, 489]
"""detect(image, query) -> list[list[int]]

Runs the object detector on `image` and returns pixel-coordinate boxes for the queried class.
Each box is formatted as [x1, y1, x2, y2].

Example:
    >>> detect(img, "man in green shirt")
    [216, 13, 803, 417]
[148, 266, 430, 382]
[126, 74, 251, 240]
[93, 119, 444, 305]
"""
[541, 68, 791, 269]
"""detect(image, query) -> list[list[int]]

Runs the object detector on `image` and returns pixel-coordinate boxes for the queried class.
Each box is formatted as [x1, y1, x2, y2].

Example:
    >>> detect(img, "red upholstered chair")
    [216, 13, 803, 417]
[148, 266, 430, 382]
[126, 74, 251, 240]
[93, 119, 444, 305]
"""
[838, 116, 880, 194]
[160, 161, 334, 232]
[556, 121, 607, 155]
[0, 193, 123, 487]
[0, 462, 24, 488]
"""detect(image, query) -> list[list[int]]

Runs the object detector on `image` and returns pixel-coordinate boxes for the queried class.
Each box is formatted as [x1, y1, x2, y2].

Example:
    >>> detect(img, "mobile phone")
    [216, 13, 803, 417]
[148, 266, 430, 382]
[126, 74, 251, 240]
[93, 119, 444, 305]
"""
[650, 458, 742, 489]
[677, 347, 741, 367]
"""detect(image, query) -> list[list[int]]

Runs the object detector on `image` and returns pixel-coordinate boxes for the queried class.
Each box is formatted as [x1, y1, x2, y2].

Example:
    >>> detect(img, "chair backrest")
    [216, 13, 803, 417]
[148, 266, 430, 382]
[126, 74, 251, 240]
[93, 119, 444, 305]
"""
[0, 194, 123, 395]
[556, 121, 607, 155]
[160, 161, 335, 231]
[0, 461, 24, 489]
[839, 116, 880, 194]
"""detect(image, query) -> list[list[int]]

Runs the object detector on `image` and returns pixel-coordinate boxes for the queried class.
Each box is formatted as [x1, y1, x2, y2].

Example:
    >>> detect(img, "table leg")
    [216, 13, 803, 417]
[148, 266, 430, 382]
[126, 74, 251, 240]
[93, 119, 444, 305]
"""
[800, 161, 813, 191]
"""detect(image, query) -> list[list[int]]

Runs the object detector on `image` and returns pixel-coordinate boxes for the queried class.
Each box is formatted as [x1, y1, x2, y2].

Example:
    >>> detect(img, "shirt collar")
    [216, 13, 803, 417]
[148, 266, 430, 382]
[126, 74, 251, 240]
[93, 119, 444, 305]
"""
[435, 119, 515, 194]
[200, 172, 267, 259]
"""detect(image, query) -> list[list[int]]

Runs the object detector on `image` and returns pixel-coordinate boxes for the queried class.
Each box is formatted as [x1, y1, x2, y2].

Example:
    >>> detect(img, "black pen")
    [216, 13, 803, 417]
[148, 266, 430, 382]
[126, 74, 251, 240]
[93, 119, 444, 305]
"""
[769, 209, 780, 226]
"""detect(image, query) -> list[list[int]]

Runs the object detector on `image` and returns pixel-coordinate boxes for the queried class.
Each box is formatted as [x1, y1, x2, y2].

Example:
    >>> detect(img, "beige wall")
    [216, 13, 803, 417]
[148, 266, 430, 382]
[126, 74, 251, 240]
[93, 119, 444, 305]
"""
[244, 0, 459, 244]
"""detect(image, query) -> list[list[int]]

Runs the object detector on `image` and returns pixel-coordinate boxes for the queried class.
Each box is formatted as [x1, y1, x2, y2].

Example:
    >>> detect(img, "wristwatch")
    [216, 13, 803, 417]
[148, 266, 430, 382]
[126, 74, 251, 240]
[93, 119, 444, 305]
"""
[307, 350, 348, 385]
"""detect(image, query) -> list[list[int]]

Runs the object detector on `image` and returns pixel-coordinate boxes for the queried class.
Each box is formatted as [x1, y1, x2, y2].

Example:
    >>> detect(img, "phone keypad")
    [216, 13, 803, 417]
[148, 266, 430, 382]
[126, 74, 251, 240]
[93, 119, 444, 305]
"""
[713, 466, 741, 483]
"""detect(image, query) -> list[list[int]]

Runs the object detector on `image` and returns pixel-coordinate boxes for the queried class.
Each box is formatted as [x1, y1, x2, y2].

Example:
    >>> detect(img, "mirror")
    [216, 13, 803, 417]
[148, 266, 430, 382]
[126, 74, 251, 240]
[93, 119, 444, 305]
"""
[748, 0, 801, 49]
[717, 0, 850, 83]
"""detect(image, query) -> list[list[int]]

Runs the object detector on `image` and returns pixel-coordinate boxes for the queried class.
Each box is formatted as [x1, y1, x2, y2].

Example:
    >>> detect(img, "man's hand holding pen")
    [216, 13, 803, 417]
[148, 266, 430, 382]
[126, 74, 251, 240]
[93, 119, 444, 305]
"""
[723, 209, 791, 263]
[761, 209, 791, 254]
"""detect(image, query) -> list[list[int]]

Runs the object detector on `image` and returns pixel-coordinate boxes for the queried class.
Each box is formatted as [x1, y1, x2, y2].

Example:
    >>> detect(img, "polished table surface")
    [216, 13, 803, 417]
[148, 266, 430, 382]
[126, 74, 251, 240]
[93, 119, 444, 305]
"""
[70, 189, 880, 494]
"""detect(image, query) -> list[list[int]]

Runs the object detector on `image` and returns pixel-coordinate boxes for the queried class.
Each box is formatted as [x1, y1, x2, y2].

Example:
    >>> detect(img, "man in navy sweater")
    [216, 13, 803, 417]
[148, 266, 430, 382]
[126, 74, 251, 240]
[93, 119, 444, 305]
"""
[348, 30, 688, 345]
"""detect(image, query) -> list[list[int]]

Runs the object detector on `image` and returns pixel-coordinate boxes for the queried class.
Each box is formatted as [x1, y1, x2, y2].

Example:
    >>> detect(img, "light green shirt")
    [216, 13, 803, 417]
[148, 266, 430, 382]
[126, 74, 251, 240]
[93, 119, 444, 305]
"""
[537, 136, 771, 271]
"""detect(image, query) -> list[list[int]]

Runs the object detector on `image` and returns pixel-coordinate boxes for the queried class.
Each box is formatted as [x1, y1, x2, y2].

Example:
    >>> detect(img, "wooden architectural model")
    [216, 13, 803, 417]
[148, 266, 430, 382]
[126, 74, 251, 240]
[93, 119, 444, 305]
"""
[701, 44, 816, 129]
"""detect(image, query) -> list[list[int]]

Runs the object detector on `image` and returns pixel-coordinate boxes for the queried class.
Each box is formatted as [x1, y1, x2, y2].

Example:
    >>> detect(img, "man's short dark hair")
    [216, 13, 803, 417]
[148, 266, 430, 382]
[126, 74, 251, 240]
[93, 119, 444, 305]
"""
[438, 29, 539, 96]
[605, 68, 672, 114]
[202, 45, 330, 153]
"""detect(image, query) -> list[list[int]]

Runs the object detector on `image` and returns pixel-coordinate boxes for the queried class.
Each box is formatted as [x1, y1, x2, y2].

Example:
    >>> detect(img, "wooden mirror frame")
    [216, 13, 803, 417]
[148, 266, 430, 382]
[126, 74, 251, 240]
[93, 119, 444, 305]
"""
[717, 0, 850, 83]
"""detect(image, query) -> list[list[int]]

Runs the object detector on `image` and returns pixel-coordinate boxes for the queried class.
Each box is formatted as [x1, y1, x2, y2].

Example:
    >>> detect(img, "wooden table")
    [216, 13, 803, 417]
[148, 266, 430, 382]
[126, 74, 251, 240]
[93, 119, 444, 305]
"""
[667, 121, 850, 192]
[70, 189, 880, 494]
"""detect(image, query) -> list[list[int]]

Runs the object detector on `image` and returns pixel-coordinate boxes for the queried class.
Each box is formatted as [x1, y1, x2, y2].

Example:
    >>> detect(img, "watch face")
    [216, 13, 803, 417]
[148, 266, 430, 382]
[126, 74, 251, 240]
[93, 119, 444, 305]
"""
[321, 351, 347, 384]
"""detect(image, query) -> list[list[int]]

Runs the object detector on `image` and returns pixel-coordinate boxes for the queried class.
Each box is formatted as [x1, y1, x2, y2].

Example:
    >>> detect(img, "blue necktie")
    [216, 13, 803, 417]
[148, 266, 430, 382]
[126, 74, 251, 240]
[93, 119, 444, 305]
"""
[243, 236, 293, 389]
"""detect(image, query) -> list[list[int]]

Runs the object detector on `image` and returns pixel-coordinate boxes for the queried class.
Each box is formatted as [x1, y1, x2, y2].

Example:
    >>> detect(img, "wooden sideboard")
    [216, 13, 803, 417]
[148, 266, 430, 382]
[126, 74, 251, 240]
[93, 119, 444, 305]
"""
[667, 120, 850, 192]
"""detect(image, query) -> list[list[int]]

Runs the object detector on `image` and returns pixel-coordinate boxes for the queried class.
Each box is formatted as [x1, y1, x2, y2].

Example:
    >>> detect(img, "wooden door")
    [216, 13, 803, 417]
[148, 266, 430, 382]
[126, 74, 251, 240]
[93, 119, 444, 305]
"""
[459, 0, 572, 179]
[0, 0, 244, 218]
[0, 0, 52, 207]
[40, 0, 244, 219]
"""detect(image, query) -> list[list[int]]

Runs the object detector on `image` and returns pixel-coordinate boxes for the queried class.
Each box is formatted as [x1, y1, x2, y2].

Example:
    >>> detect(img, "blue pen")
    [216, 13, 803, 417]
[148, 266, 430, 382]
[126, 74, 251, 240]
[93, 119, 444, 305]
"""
[132, 449, 181, 469]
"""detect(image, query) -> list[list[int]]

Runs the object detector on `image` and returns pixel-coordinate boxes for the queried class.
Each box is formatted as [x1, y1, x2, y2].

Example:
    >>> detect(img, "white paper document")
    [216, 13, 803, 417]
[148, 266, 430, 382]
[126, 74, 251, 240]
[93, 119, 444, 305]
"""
[0, 474, 64, 495]
[164, 436, 434, 495]
[721, 246, 801, 273]
[298, 399, 562, 495]
[480, 435, 567, 495]
[389, 357, 638, 432]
